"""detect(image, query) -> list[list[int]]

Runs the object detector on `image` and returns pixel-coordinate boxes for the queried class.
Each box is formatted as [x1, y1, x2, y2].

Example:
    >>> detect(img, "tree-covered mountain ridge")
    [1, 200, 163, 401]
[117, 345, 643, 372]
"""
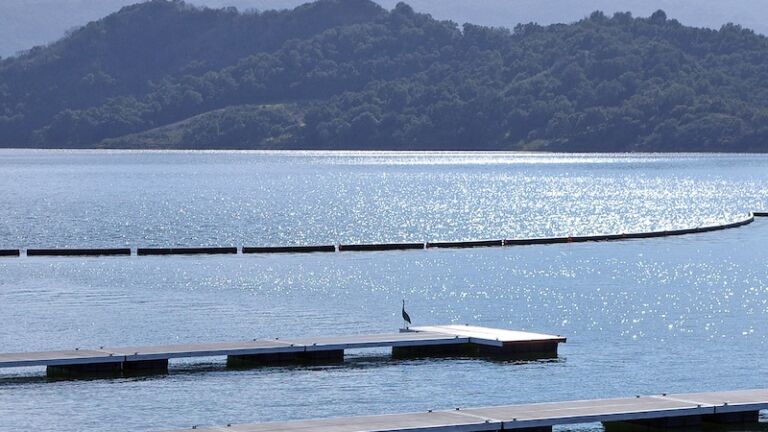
[3, 0, 768, 151]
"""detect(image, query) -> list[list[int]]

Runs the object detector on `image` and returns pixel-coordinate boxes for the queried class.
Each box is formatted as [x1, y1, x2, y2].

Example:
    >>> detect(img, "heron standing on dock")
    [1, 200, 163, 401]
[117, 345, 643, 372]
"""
[402, 299, 411, 329]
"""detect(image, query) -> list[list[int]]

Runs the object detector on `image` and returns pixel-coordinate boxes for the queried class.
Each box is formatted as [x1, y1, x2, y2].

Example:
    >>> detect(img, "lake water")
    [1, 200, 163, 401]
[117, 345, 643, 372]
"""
[0, 150, 767, 432]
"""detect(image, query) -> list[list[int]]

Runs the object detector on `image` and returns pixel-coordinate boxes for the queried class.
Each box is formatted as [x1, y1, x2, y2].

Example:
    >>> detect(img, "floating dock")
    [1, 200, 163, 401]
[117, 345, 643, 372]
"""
[136, 247, 237, 256]
[0, 325, 565, 378]
[242, 245, 336, 254]
[3, 212, 764, 259]
[167, 389, 768, 432]
[26, 248, 131, 257]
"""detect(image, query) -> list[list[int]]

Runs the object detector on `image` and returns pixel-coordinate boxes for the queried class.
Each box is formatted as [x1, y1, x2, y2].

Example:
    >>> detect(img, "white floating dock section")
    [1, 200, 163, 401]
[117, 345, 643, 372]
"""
[166, 389, 768, 432]
[0, 325, 565, 378]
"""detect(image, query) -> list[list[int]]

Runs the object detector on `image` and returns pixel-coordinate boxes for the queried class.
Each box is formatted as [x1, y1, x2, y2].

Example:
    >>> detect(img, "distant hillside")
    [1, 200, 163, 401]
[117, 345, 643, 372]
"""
[2, 0, 768, 58]
[2, 0, 768, 151]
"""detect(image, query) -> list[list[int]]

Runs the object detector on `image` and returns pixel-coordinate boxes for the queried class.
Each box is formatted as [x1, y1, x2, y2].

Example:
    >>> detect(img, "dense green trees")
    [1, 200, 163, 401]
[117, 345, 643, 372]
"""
[2, 0, 768, 151]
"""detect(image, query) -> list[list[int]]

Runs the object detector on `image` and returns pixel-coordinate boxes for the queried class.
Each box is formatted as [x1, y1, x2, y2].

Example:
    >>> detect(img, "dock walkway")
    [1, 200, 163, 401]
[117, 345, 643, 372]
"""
[167, 389, 768, 432]
[0, 325, 565, 378]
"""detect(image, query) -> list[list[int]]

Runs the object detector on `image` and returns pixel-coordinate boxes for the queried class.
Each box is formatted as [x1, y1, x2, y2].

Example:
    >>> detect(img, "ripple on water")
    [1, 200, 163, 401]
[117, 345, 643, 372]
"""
[0, 151, 766, 247]
[1, 152, 768, 432]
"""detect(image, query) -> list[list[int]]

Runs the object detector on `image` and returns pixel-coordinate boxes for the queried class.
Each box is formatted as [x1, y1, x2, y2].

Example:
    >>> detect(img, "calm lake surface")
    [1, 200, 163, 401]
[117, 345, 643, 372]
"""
[0, 150, 767, 432]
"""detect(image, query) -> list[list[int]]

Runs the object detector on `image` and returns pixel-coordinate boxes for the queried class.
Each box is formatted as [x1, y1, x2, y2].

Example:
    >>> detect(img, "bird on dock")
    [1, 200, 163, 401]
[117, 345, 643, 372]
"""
[402, 299, 412, 329]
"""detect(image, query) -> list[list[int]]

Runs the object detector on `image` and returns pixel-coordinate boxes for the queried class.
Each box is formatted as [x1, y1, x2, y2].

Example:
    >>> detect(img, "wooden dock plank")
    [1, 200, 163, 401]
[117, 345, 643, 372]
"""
[166, 390, 768, 432]
[665, 389, 768, 413]
[411, 325, 565, 347]
[0, 349, 121, 368]
[104, 340, 303, 361]
[462, 396, 711, 427]
[181, 411, 498, 432]
[280, 332, 467, 351]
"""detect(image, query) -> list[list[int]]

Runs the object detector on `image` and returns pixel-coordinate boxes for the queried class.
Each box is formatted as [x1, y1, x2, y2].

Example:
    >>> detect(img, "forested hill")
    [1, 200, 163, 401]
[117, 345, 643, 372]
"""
[3, 0, 768, 151]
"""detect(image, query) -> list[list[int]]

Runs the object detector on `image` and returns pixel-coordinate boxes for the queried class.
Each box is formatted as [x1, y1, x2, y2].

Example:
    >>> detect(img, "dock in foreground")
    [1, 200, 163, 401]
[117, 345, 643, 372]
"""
[0, 325, 565, 378]
[167, 389, 768, 432]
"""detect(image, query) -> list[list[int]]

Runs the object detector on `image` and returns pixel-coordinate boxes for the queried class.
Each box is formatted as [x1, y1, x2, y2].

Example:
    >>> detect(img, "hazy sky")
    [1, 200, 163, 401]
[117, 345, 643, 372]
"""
[2, 0, 766, 57]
